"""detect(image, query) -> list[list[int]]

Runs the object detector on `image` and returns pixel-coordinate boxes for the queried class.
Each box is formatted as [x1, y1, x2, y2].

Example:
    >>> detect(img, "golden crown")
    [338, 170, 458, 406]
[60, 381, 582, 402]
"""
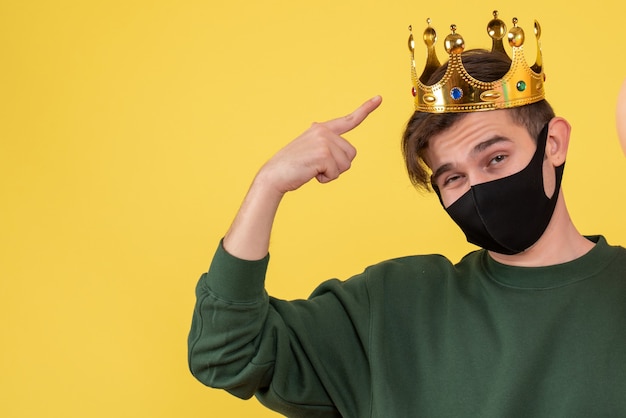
[409, 11, 546, 113]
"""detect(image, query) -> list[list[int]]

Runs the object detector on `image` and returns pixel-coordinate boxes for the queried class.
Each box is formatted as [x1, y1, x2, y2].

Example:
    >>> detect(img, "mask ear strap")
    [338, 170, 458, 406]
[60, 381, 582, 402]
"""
[534, 121, 551, 161]
[534, 120, 559, 198]
[432, 180, 445, 205]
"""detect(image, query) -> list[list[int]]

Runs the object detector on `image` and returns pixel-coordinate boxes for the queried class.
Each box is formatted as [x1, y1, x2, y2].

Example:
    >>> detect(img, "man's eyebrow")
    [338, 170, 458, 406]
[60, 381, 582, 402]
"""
[472, 136, 512, 154]
[431, 136, 513, 185]
[431, 163, 453, 185]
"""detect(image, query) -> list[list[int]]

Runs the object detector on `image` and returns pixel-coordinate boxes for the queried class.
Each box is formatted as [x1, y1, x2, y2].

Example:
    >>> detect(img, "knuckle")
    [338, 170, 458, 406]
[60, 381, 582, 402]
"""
[309, 122, 326, 134]
[307, 123, 323, 137]
[348, 145, 357, 160]
[327, 169, 341, 180]
[315, 146, 331, 158]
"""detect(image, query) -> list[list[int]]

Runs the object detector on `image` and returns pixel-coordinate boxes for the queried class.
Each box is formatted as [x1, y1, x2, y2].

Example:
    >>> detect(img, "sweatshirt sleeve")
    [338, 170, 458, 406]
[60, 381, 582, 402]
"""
[187, 241, 372, 417]
[187, 240, 271, 397]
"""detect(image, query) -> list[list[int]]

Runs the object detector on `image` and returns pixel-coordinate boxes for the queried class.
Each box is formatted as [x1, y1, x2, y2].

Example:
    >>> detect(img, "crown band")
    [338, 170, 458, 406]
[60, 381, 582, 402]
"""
[409, 11, 546, 113]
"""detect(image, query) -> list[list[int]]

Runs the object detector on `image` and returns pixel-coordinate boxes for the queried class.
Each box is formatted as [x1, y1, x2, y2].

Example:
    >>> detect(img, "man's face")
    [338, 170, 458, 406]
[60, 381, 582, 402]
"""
[424, 110, 554, 208]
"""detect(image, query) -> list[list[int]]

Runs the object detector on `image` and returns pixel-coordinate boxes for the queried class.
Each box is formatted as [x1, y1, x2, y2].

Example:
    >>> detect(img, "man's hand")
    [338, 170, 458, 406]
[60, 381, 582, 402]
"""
[255, 95, 383, 194]
[223, 96, 382, 260]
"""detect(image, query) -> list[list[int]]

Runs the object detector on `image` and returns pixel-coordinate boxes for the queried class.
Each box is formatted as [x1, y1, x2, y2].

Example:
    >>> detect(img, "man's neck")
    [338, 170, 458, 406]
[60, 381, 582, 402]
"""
[488, 193, 595, 267]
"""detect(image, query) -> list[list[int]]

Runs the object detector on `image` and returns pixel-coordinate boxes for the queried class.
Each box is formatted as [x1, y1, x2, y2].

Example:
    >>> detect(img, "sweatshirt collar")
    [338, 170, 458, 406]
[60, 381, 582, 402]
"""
[481, 236, 618, 290]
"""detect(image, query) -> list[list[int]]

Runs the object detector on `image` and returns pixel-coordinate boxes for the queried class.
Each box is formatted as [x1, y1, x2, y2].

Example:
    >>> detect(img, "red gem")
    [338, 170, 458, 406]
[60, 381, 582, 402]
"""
[411, 87, 417, 97]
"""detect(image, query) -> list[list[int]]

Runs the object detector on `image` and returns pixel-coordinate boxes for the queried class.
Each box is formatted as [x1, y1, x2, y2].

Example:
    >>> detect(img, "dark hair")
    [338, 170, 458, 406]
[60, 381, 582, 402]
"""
[402, 49, 555, 191]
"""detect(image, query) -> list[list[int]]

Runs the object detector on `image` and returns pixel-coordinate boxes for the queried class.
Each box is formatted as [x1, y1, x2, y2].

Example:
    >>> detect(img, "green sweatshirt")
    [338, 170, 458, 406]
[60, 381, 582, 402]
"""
[188, 236, 626, 417]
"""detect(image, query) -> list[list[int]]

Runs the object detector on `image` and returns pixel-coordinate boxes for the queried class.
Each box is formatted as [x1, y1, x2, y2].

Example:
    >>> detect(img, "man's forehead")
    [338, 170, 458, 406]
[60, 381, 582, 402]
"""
[428, 111, 517, 146]
[424, 112, 522, 165]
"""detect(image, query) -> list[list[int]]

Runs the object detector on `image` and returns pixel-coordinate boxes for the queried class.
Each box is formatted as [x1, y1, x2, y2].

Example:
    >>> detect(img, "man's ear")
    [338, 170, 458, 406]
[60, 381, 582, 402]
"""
[546, 117, 571, 166]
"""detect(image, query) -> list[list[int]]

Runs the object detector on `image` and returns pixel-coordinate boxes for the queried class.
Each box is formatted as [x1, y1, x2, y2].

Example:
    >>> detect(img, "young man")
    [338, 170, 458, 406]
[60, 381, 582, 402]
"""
[188, 14, 626, 417]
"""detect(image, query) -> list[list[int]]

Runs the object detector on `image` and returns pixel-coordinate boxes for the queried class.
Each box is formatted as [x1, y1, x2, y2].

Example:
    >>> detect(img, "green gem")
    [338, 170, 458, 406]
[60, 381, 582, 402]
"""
[516, 81, 527, 92]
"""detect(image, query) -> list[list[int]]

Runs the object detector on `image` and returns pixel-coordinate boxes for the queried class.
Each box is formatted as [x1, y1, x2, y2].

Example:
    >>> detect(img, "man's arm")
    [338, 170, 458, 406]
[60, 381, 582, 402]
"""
[222, 95, 382, 260]
[188, 97, 382, 414]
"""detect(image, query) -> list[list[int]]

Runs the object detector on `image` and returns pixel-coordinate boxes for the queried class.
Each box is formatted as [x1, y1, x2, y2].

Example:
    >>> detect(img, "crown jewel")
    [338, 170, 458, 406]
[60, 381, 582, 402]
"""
[409, 11, 546, 113]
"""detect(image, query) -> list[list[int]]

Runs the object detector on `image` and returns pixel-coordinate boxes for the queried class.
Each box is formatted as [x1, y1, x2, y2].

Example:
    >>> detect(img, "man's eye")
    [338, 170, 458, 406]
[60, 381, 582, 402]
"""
[444, 174, 461, 186]
[490, 154, 507, 165]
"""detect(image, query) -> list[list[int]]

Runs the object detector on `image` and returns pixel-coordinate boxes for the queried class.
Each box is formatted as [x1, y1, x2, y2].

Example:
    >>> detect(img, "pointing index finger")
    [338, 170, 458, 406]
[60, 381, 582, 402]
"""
[323, 96, 382, 135]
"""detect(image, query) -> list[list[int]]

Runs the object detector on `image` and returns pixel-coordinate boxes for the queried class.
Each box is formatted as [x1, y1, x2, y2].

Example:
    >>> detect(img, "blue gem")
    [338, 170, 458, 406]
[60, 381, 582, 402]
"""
[450, 87, 463, 100]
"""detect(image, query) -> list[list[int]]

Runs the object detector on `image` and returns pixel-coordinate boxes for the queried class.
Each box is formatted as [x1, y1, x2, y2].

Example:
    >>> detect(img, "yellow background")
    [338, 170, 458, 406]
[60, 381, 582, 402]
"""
[1, 0, 625, 417]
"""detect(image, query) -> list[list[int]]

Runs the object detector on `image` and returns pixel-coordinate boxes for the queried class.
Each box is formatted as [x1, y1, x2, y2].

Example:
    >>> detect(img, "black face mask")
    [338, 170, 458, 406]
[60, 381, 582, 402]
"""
[433, 123, 565, 255]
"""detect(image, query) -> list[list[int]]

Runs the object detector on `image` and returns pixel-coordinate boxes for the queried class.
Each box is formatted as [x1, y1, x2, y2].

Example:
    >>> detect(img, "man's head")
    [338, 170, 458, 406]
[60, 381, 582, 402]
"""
[402, 49, 556, 192]
[402, 48, 576, 255]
